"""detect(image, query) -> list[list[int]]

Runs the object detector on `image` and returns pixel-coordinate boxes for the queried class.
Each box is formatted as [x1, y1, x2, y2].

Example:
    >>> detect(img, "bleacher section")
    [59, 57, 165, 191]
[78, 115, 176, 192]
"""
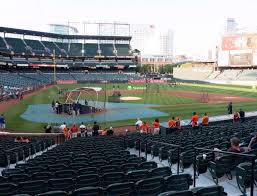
[0, 73, 42, 88]
[0, 137, 53, 167]
[67, 43, 83, 57]
[237, 70, 257, 81]
[5, 37, 28, 55]
[116, 44, 131, 56]
[173, 66, 257, 84]
[24, 39, 46, 56]
[173, 67, 213, 81]
[0, 71, 143, 89]
[0, 37, 9, 53]
[0, 27, 135, 70]
[0, 136, 228, 195]
[84, 43, 99, 57]
[214, 70, 241, 81]
[100, 44, 114, 56]
[41, 41, 64, 56]
[0, 37, 132, 59]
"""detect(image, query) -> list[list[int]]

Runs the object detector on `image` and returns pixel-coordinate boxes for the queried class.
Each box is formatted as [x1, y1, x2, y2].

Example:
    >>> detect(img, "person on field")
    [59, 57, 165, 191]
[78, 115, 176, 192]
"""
[202, 113, 209, 126]
[227, 102, 233, 114]
[140, 121, 150, 134]
[190, 112, 199, 128]
[0, 114, 6, 131]
[239, 108, 245, 123]
[153, 119, 160, 135]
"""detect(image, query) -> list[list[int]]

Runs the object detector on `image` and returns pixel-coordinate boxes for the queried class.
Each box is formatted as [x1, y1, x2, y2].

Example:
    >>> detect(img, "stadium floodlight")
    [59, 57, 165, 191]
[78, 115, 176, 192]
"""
[113, 49, 118, 55]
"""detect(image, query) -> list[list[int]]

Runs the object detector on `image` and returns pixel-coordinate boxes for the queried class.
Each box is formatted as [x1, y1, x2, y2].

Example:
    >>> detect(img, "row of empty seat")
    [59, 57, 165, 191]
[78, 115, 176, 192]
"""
[0, 37, 131, 57]
[0, 71, 143, 88]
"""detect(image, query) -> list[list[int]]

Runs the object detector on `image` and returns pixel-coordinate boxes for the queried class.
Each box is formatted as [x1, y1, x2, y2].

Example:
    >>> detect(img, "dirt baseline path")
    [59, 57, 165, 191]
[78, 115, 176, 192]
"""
[0, 85, 54, 114]
[105, 89, 256, 104]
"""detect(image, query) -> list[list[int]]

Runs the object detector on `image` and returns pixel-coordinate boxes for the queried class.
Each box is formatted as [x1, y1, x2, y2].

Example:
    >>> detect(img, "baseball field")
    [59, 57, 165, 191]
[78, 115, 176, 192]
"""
[2, 82, 257, 133]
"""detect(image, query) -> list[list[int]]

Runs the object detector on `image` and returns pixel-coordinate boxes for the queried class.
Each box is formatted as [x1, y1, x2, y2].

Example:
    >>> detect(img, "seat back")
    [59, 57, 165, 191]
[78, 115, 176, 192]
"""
[164, 174, 193, 192]
[136, 177, 165, 196]
[99, 165, 120, 175]
[75, 174, 100, 188]
[149, 167, 172, 178]
[0, 183, 18, 196]
[102, 172, 125, 187]
[36, 190, 68, 196]
[78, 167, 98, 175]
[121, 163, 138, 172]
[31, 172, 53, 181]
[158, 190, 194, 196]
[48, 178, 74, 192]
[19, 180, 47, 195]
[106, 182, 135, 196]
[194, 185, 227, 196]
[127, 169, 149, 182]
[54, 170, 76, 179]
[8, 174, 30, 183]
[139, 161, 158, 170]
[72, 187, 104, 196]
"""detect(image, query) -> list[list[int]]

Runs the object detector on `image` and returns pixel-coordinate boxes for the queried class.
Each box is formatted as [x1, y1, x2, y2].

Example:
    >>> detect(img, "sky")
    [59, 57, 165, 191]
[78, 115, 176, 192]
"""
[0, 0, 257, 57]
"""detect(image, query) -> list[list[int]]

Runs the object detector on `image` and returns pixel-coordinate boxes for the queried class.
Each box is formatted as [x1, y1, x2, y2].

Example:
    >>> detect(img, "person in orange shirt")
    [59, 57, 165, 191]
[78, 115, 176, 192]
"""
[140, 122, 150, 134]
[153, 119, 160, 135]
[168, 117, 176, 128]
[167, 117, 176, 134]
[190, 112, 199, 128]
[202, 113, 209, 126]
[63, 127, 71, 140]
[71, 124, 78, 138]
[101, 128, 108, 136]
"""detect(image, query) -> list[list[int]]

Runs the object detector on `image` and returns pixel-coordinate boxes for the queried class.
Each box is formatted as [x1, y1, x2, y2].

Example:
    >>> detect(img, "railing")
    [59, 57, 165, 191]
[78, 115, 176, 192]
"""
[4, 139, 55, 168]
[134, 138, 182, 175]
[131, 137, 257, 196]
[194, 147, 256, 196]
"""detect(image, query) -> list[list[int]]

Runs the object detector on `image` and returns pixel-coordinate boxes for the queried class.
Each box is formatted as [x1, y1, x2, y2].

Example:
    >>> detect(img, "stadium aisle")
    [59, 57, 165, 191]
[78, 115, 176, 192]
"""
[161, 111, 257, 127]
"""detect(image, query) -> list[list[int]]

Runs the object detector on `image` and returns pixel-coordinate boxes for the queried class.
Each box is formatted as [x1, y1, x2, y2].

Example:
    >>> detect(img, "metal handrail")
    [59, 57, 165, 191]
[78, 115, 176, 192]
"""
[194, 147, 256, 196]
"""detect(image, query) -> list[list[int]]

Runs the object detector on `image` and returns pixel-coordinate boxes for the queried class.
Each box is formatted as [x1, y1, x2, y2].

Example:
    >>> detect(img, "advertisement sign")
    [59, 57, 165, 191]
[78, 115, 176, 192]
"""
[56, 80, 77, 84]
[229, 53, 252, 65]
[222, 36, 242, 50]
[128, 79, 167, 84]
[244, 35, 257, 49]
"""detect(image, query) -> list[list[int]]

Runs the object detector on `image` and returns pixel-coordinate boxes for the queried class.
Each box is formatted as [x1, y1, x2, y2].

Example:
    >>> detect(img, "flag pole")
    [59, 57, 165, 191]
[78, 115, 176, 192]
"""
[53, 50, 56, 83]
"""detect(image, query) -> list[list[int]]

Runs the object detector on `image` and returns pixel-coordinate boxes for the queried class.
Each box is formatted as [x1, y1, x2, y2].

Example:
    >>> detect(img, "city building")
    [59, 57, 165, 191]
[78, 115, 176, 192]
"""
[226, 18, 238, 33]
[160, 29, 174, 57]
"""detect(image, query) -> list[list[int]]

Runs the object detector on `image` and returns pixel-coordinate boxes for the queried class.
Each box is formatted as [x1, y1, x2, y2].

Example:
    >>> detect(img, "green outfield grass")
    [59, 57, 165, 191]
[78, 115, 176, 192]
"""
[4, 82, 257, 132]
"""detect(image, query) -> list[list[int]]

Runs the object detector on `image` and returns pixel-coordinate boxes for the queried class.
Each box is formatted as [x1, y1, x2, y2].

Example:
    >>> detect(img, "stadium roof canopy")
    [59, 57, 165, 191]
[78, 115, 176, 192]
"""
[0, 26, 132, 41]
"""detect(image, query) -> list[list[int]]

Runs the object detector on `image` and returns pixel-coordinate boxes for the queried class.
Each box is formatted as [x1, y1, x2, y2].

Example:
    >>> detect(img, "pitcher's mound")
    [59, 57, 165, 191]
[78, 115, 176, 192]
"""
[120, 96, 142, 101]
